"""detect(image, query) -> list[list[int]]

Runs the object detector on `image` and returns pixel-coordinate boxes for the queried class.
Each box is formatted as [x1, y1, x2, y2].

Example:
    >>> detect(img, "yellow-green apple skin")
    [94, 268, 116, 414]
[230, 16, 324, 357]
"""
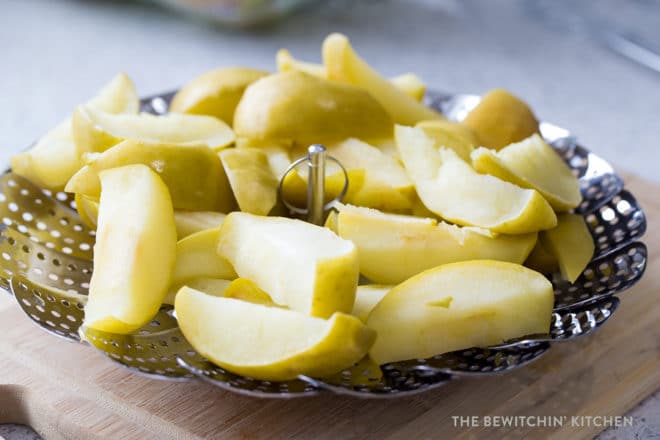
[175, 287, 376, 380]
[72, 105, 235, 154]
[170, 67, 268, 124]
[462, 88, 539, 150]
[395, 125, 557, 234]
[173, 211, 226, 239]
[334, 203, 538, 284]
[322, 33, 442, 125]
[541, 214, 594, 282]
[83, 164, 176, 334]
[217, 212, 359, 318]
[367, 260, 554, 364]
[11, 73, 138, 190]
[471, 134, 581, 211]
[352, 285, 392, 323]
[233, 71, 392, 145]
[65, 139, 235, 212]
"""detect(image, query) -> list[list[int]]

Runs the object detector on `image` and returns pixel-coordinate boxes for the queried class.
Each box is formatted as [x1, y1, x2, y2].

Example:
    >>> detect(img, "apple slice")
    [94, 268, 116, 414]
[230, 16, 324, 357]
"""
[334, 203, 537, 284]
[219, 148, 279, 216]
[175, 287, 375, 380]
[541, 214, 594, 282]
[174, 211, 226, 239]
[416, 120, 479, 162]
[75, 194, 99, 229]
[367, 261, 554, 364]
[217, 212, 359, 318]
[72, 105, 235, 154]
[322, 33, 442, 125]
[471, 134, 581, 211]
[65, 140, 235, 212]
[352, 285, 391, 323]
[395, 125, 557, 234]
[11, 73, 138, 190]
[223, 278, 277, 306]
[525, 240, 559, 274]
[164, 277, 233, 305]
[172, 227, 237, 288]
[83, 165, 176, 334]
[389, 73, 426, 102]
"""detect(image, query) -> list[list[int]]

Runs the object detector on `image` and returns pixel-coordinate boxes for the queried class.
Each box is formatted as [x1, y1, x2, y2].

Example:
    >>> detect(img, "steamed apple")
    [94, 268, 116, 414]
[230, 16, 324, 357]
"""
[541, 214, 594, 282]
[174, 211, 226, 239]
[416, 120, 479, 162]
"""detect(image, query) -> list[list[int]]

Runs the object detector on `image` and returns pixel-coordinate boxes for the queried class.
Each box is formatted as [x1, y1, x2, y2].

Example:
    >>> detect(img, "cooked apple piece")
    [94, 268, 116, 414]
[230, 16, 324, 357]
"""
[223, 278, 277, 306]
[525, 240, 559, 274]
[471, 134, 581, 211]
[174, 211, 226, 239]
[72, 105, 235, 154]
[219, 148, 279, 216]
[163, 277, 232, 305]
[170, 67, 268, 124]
[334, 203, 537, 284]
[395, 125, 557, 234]
[352, 285, 391, 323]
[12, 73, 138, 190]
[233, 71, 392, 145]
[65, 140, 235, 212]
[416, 120, 479, 162]
[367, 261, 554, 364]
[462, 88, 539, 150]
[389, 73, 426, 102]
[217, 212, 359, 318]
[83, 165, 176, 334]
[541, 214, 594, 282]
[175, 287, 375, 380]
[281, 168, 366, 210]
[322, 33, 442, 125]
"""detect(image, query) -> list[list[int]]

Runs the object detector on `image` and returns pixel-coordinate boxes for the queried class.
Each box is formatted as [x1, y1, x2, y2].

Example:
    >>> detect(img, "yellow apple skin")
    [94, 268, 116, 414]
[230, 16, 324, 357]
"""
[352, 285, 392, 323]
[219, 148, 279, 216]
[541, 214, 594, 282]
[416, 120, 479, 162]
[175, 287, 376, 381]
[65, 140, 235, 212]
[462, 88, 539, 150]
[471, 134, 581, 211]
[395, 125, 557, 234]
[170, 67, 268, 124]
[233, 71, 392, 145]
[334, 204, 537, 284]
[173, 211, 226, 239]
[217, 212, 359, 318]
[223, 278, 277, 306]
[367, 261, 554, 364]
[389, 73, 426, 102]
[83, 165, 176, 334]
[322, 33, 442, 125]
[11, 73, 138, 190]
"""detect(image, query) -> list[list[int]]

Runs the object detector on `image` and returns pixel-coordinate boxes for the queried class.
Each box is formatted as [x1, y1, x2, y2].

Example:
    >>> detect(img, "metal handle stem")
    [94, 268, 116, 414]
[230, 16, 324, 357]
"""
[306, 145, 327, 225]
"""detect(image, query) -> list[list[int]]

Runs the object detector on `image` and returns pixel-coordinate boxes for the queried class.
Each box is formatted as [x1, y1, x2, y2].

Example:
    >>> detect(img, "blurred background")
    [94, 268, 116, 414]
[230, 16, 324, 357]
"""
[0, 0, 659, 438]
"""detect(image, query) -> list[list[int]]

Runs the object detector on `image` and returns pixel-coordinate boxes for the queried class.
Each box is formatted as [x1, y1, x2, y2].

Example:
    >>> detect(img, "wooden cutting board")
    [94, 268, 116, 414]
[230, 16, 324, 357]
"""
[0, 174, 658, 440]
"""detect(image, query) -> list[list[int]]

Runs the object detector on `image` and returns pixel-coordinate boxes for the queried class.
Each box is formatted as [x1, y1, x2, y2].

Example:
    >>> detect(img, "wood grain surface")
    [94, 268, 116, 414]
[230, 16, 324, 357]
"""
[0, 174, 658, 440]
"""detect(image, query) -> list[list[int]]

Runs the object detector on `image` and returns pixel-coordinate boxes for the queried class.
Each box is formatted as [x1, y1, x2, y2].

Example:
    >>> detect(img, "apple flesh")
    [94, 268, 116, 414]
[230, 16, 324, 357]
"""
[541, 214, 594, 282]
[367, 260, 554, 364]
[172, 227, 237, 288]
[217, 212, 359, 318]
[173, 211, 226, 239]
[416, 120, 479, 162]
[352, 285, 391, 323]
[83, 164, 176, 334]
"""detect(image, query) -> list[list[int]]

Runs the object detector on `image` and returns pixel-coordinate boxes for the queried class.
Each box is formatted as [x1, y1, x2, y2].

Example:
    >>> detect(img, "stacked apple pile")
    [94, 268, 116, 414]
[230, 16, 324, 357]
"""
[11, 33, 595, 381]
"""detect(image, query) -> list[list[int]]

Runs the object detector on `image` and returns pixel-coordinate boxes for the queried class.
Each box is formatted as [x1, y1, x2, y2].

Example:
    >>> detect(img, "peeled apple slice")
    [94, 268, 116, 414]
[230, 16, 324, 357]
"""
[389, 73, 426, 102]
[471, 134, 581, 211]
[395, 125, 557, 234]
[163, 277, 232, 305]
[174, 211, 226, 239]
[72, 105, 235, 154]
[541, 214, 594, 282]
[367, 261, 554, 364]
[83, 165, 176, 334]
[172, 227, 236, 289]
[11, 73, 138, 190]
[222, 278, 277, 306]
[217, 212, 359, 318]
[75, 194, 99, 229]
[334, 204, 537, 284]
[416, 120, 479, 162]
[352, 285, 391, 323]
[322, 33, 442, 125]
[65, 140, 235, 212]
[175, 287, 376, 381]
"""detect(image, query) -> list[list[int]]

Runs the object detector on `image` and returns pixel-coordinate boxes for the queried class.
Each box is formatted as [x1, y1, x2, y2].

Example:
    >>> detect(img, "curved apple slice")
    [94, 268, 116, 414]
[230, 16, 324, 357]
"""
[351, 285, 391, 323]
[83, 165, 176, 334]
[173, 211, 226, 239]
[395, 125, 557, 234]
[541, 214, 594, 282]
[415, 120, 478, 162]
[175, 287, 375, 381]
[367, 261, 554, 364]
[172, 227, 236, 289]
[471, 134, 581, 211]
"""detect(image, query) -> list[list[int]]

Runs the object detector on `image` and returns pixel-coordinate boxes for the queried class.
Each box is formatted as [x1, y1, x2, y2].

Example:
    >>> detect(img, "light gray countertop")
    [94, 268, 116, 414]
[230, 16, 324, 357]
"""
[1, 0, 658, 438]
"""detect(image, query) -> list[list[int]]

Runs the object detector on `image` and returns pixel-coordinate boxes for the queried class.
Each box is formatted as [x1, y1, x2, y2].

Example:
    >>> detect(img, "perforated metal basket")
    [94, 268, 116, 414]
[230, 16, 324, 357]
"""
[0, 91, 647, 398]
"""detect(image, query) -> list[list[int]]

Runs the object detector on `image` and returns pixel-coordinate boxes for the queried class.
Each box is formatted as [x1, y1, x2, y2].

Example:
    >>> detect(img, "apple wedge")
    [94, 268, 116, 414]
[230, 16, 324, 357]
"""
[163, 277, 233, 305]
[175, 287, 375, 380]
[395, 125, 557, 234]
[334, 203, 538, 284]
[389, 73, 426, 102]
[65, 140, 235, 212]
[11, 73, 138, 190]
[72, 105, 235, 154]
[471, 134, 581, 211]
[416, 120, 479, 162]
[83, 165, 176, 334]
[367, 261, 554, 364]
[75, 194, 100, 229]
[352, 285, 391, 323]
[322, 33, 442, 125]
[172, 227, 237, 288]
[174, 211, 226, 239]
[217, 212, 359, 318]
[222, 278, 277, 306]
[541, 214, 594, 282]
[525, 240, 559, 274]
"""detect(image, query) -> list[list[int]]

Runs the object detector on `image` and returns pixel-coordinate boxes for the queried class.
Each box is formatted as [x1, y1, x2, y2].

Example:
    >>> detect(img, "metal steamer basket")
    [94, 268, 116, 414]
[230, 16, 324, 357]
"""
[0, 91, 647, 398]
